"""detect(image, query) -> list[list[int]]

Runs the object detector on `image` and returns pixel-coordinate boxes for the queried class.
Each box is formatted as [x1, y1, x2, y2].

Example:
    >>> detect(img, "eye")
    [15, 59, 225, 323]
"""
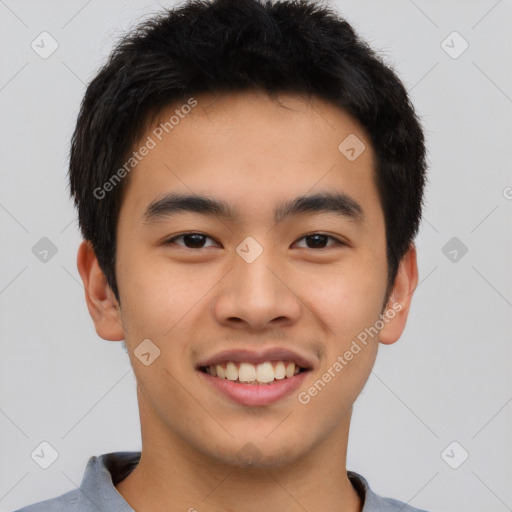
[164, 232, 219, 249]
[164, 232, 345, 250]
[293, 233, 344, 249]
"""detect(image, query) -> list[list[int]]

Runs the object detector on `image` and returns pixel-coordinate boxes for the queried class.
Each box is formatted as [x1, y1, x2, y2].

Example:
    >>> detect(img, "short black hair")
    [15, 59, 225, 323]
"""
[69, 0, 428, 306]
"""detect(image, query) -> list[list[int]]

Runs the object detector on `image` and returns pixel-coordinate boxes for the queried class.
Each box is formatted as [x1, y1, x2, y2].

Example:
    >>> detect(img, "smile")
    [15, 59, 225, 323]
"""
[199, 360, 306, 385]
[198, 361, 311, 406]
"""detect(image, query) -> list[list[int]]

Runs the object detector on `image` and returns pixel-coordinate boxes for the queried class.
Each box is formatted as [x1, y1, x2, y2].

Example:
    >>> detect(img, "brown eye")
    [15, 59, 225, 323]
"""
[294, 233, 343, 249]
[165, 233, 218, 249]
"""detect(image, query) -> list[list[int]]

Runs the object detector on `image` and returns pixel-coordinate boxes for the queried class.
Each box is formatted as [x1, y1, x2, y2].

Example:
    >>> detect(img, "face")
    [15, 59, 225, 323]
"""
[79, 90, 417, 469]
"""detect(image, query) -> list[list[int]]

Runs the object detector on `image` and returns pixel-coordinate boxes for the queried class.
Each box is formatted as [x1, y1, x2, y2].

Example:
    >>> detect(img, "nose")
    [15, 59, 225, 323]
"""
[212, 243, 302, 331]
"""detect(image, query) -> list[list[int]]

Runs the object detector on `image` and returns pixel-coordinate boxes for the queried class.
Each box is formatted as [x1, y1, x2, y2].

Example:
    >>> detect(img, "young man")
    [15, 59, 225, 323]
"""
[16, 0, 430, 510]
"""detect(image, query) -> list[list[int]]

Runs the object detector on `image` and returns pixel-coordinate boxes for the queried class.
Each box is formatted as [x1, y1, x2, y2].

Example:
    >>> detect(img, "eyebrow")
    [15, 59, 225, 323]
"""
[141, 191, 366, 225]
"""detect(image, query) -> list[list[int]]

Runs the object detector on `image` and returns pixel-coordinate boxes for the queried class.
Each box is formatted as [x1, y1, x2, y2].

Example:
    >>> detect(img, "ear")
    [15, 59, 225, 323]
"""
[76, 239, 124, 341]
[378, 243, 419, 345]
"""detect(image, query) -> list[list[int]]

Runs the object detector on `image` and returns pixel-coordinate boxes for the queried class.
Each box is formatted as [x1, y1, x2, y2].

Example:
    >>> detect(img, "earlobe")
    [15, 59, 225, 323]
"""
[76, 240, 125, 342]
[378, 243, 419, 346]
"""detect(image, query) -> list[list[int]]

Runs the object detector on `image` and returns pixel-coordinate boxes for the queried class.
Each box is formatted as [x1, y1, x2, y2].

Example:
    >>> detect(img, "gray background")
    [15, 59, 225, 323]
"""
[1, 1, 511, 511]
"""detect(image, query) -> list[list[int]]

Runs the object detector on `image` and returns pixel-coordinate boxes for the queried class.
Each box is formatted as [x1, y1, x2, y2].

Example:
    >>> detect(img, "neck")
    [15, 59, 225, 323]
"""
[115, 392, 362, 512]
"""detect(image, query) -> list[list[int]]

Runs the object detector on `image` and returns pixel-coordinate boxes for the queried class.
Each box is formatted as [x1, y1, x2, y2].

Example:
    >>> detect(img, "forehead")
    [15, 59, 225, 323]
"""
[118, 90, 381, 229]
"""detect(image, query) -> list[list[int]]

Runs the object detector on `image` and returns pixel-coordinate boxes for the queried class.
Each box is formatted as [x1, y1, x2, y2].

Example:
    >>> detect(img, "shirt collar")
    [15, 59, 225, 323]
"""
[81, 451, 383, 511]
[79, 452, 139, 511]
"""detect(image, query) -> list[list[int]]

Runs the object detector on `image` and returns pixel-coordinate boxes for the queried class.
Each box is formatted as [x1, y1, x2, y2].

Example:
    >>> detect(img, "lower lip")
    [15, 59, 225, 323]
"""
[198, 370, 309, 406]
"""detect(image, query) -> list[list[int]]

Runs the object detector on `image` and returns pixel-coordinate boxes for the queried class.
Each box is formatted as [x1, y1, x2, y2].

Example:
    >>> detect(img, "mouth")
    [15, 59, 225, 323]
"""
[198, 360, 310, 385]
[195, 347, 315, 406]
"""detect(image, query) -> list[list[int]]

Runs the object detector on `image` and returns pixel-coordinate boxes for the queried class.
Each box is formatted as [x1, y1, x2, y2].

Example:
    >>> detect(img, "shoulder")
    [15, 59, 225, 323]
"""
[370, 496, 431, 512]
[11, 489, 82, 512]
[12, 451, 140, 512]
[348, 471, 432, 512]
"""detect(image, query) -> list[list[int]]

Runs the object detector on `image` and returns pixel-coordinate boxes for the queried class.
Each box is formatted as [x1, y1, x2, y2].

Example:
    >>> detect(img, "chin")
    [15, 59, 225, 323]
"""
[208, 435, 309, 470]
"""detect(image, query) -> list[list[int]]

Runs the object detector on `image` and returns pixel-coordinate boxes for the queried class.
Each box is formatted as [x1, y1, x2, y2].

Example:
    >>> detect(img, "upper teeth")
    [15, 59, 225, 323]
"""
[205, 361, 301, 384]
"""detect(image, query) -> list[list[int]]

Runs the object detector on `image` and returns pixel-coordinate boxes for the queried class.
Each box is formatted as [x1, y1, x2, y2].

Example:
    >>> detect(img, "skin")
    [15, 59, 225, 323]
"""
[77, 90, 418, 512]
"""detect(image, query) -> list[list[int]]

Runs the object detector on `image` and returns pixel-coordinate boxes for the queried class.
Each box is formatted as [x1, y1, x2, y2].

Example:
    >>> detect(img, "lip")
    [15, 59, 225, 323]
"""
[198, 369, 310, 406]
[196, 347, 315, 371]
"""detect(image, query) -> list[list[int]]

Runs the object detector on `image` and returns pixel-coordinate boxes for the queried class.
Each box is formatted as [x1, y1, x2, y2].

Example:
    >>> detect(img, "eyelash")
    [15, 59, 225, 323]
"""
[164, 232, 345, 250]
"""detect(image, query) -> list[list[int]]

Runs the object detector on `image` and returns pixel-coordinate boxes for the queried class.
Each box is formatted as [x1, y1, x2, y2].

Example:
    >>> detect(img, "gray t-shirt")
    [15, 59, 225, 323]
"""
[13, 451, 430, 511]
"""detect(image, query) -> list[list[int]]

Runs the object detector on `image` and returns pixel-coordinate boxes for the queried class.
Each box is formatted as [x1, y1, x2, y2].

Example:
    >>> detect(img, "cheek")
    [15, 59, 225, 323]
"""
[298, 257, 386, 339]
[118, 254, 226, 366]
[118, 253, 196, 340]
[299, 256, 384, 411]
